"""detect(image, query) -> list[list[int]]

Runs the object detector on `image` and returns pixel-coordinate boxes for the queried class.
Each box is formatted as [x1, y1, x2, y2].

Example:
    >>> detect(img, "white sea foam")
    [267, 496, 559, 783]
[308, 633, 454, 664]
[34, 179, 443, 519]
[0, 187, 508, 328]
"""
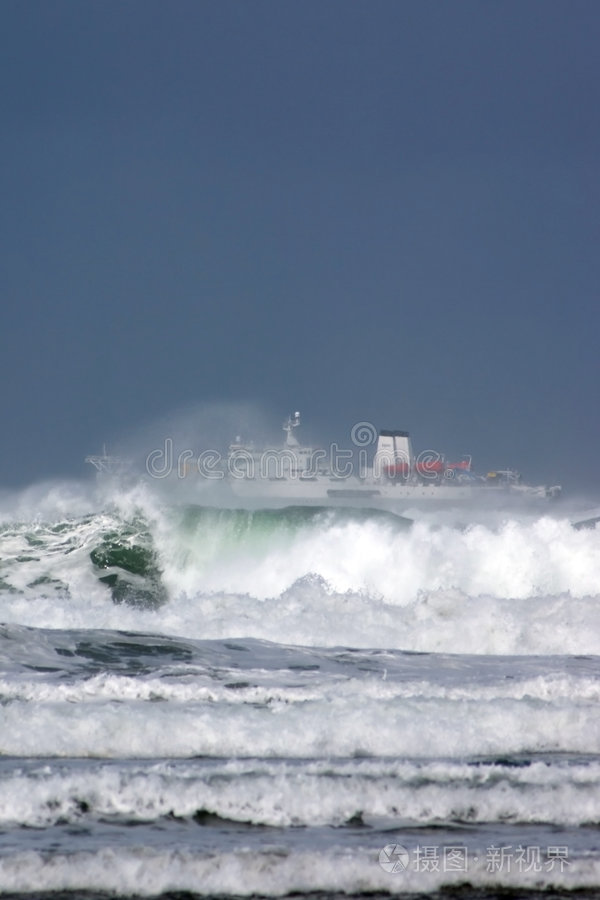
[1, 576, 599, 656]
[0, 491, 599, 653]
[0, 757, 599, 828]
[1, 669, 599, 705]
[0, 680, 597, 759]
[151, 505, 600, 604]
[0, 843, 598, 896]
[1, 479, 599, 895]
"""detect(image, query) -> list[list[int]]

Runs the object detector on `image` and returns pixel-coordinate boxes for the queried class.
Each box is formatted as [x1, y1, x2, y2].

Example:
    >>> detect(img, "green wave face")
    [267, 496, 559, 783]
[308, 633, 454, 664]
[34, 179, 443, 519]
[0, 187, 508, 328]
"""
[167, 504, 410, 573]
[178, 503, 408, 542]
[89, 521, 167, 609]
[0, 512, 167, 611]
[0, 504, 410, 612]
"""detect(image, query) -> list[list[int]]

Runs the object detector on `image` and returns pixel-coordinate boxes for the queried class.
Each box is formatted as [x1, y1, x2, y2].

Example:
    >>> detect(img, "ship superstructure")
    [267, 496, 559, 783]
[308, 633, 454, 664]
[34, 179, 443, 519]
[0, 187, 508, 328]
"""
[219, 412, 560, 509]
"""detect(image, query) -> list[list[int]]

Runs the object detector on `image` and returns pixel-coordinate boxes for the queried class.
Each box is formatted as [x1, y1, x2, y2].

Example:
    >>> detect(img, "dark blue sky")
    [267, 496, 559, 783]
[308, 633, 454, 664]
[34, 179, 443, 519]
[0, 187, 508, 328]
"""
[2, 0, 599, 490]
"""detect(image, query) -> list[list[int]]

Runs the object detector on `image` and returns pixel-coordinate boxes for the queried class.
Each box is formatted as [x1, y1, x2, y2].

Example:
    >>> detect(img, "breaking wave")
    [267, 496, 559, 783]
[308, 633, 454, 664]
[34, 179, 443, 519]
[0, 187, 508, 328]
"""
[0, 481, 598, 655]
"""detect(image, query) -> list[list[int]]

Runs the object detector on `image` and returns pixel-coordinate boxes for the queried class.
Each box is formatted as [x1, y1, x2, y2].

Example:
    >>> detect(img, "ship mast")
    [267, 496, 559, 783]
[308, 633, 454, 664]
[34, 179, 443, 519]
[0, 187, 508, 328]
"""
[283, 411, 301, 447]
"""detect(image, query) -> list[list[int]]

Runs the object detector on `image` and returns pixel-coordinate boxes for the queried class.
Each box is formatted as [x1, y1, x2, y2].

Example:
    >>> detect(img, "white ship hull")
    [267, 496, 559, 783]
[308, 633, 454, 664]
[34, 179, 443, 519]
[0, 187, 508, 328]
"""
[227, 474, 554, 512]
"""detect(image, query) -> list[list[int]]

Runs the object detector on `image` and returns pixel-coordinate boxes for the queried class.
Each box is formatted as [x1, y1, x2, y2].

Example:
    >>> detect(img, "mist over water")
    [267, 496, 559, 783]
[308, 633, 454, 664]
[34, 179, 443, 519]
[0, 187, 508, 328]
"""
[0, 465, 599, 898]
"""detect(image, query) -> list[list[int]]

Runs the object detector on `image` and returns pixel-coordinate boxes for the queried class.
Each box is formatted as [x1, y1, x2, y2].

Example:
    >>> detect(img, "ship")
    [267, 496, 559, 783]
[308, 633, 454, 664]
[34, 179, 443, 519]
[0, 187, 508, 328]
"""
[85, 413, 562, 513]
[188, 412, 562, 512]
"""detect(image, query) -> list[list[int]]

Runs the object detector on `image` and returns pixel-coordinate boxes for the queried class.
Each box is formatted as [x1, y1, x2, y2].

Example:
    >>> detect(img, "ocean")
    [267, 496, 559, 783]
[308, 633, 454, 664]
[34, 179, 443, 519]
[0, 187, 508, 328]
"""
[0, 478, 599, 899]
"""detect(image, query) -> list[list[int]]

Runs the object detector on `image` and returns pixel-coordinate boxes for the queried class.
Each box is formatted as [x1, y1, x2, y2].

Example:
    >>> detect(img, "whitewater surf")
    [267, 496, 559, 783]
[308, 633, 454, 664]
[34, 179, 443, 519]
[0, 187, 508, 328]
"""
[0, 478, 599, 898]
